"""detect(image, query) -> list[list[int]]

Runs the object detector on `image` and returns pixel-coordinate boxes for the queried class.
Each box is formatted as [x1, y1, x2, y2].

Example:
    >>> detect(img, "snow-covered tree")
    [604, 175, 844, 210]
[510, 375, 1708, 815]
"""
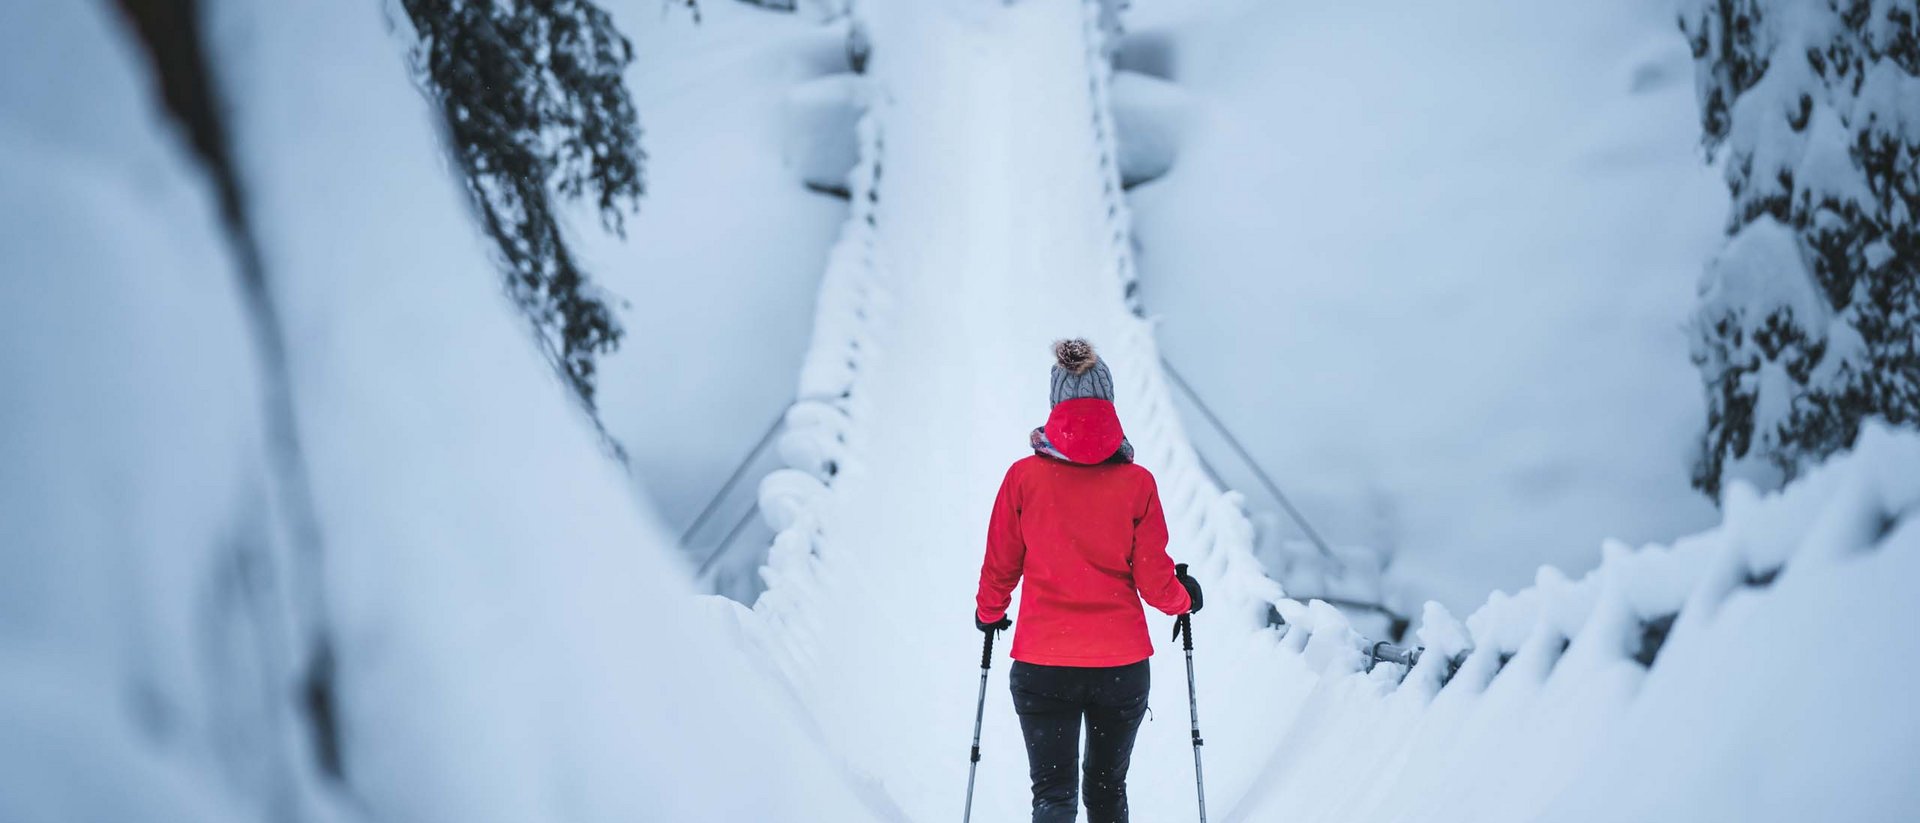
[401, 0, 646, 419]
[1680, 0, 1919, 497]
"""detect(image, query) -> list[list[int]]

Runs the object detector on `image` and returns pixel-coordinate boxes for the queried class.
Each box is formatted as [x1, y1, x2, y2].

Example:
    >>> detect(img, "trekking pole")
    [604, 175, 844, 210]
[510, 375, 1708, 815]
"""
[1175, 564, 1209, 822]
[963, 625, 999, 823]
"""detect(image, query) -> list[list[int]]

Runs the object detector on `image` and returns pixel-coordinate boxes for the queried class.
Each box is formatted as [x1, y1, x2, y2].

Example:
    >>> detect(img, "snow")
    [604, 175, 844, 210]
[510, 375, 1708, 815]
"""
[1859, 60, 1920, 140]
[1122, 0, 1728, 612]
[581, 0, 854, 552]
[1414, 602, 1470, 660]
[207, 0, 889, 817]
[1698, 217, 1824, 329]
[1109, 70, 1187, 187]
[4, 0, 1918, 820]
[1691, 214, 1827, 490]
[739, 2, 1302, 818]
[0, 658, 250, 823]
[1230, 426, 1920, 823]
[1547, 446, 1920, 823]
[3, 0, 889, 819]
[785, 73, 872, 194]
[0, 1, 295, 817]
[732, 4, 1919, 817]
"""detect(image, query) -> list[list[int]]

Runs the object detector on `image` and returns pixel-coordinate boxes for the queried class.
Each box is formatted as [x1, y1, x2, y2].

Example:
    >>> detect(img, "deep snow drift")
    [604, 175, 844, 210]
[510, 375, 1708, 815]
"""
[1, 1, 886, 820]
[1, 3, 278, 818]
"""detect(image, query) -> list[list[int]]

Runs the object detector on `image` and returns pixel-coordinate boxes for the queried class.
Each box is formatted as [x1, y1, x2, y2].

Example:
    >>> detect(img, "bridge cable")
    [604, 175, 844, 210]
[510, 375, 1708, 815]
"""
[1158, 356, 1337, 560]
[680, 405, 789, 546]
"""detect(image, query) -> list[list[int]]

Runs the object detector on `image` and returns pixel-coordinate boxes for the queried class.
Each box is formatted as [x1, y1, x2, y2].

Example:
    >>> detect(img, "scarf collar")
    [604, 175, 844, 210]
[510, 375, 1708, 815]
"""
[1030, 426, 1134, 465]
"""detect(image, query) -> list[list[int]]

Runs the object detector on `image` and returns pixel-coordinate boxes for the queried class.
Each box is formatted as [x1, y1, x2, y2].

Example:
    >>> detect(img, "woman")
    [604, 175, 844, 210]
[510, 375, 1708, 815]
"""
[974, 339, 1203, 823]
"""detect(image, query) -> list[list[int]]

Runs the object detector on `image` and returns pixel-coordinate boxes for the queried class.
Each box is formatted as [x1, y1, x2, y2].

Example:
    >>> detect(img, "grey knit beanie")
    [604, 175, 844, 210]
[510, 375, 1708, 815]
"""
[1050, 339, 1114, 406]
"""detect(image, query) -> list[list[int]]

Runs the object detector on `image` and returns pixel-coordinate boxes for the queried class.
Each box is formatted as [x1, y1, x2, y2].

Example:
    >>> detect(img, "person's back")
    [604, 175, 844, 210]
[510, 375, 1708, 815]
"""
[974, 339, 1202, 823]
[980, 456, 1186, 666]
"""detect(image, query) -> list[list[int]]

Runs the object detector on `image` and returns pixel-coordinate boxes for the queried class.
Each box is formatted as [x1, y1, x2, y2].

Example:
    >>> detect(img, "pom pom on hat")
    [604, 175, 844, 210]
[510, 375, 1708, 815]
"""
[1054, 339, 1098, 375]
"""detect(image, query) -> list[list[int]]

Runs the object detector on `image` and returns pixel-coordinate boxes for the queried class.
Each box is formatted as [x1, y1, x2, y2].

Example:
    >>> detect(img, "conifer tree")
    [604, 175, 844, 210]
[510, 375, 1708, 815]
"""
[1680, 0, 1918, 496]
[401, 0, 647, 418]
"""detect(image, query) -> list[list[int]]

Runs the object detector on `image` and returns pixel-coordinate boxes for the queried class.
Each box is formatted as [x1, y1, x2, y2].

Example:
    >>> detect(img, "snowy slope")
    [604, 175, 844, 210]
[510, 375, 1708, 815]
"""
[202, 1, 889, 818]
[0, 3, 300, 819]
[2, 1, 888, 820]
[1124, 0, 1727, 611]
[0, 3, 337, 817]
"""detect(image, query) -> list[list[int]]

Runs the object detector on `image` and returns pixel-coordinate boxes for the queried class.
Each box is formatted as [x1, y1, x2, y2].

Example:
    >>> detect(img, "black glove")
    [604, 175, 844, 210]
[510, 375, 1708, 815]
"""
[1175, 563, 1204, 615]
[976, 614, 1012, 633]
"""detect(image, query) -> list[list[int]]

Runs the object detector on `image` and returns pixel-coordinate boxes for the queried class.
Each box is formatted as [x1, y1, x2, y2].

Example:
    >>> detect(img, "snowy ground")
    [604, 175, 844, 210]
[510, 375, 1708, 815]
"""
[1125, 0, 1727, 611]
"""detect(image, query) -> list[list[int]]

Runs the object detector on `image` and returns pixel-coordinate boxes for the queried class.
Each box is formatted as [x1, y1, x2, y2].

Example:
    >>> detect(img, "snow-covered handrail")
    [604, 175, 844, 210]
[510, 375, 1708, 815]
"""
[747, 69, 889, 686]
[1229, 426, 1920, 819]
[748, 2, 1295, 674]
[1283, 426, 1919, 690]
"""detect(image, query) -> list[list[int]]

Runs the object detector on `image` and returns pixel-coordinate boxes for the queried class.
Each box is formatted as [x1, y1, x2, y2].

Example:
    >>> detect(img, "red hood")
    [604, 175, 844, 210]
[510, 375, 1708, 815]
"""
[1044, 398, 1126, 464]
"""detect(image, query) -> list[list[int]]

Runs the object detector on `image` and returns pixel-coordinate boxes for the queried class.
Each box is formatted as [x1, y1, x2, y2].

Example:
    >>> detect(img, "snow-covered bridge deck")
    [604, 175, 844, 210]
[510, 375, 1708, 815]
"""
[742, 1, 1296, 818]
[738, 2, 1920, 821]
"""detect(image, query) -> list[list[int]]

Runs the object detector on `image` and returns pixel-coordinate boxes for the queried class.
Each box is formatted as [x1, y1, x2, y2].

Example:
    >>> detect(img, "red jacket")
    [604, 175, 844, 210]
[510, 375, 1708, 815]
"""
[975, 454, 1192, 667]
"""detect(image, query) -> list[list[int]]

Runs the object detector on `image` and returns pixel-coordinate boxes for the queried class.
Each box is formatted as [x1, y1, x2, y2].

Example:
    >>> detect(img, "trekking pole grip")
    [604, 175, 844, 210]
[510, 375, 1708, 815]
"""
[981, 627, 996, 670]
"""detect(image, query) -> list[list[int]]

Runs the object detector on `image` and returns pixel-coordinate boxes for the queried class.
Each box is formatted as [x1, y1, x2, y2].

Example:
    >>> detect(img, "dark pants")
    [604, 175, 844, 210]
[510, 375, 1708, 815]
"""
[1009, 659, 1151, 823]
